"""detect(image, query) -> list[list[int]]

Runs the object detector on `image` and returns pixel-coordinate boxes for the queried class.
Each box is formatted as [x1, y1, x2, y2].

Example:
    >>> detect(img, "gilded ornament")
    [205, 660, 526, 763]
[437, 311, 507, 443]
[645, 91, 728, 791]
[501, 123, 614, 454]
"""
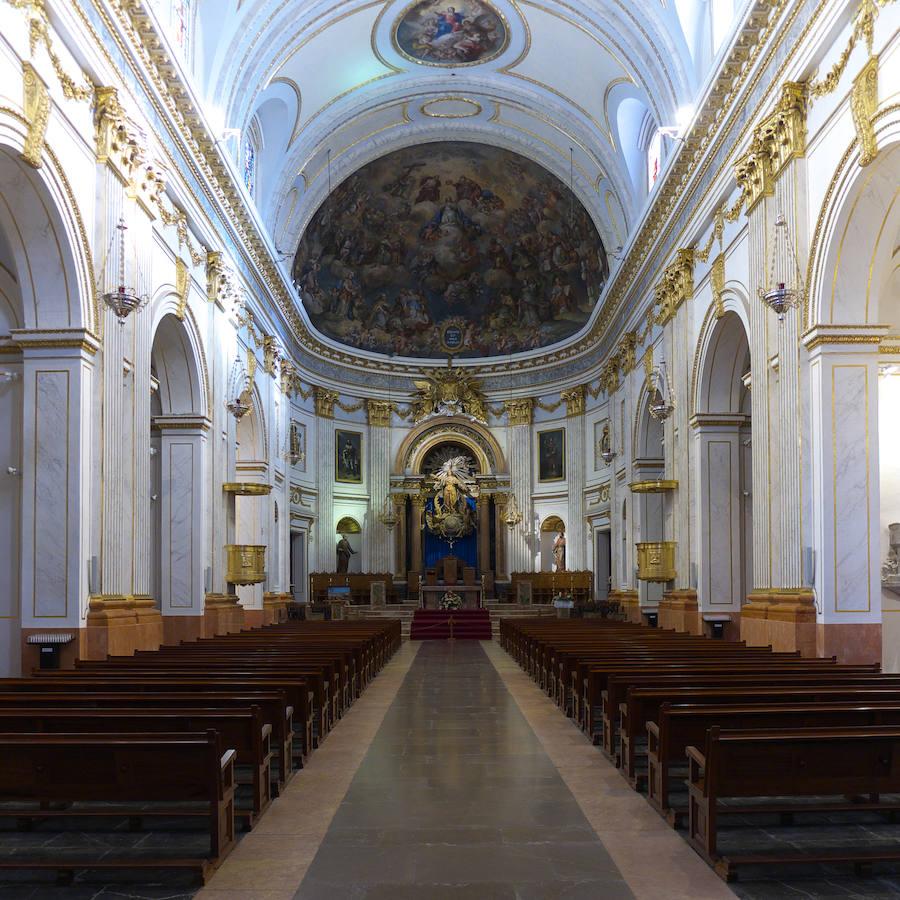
[561, 386, 585, 417]
[424, 456, 478, 547]
[263, 335, 278, 375]
[851, 55, 879, 166]
[504, 398, 533, 426]
[173, 257, 189, 321]
[314, 387, 338, 418]
[21, 61, 49, 168]
[367, 399, 394, 427]
[206, 251, 238, 306]
[412, 364, 488, 423]
[711, 253, 726, 319]
[654, 250, 694, 324]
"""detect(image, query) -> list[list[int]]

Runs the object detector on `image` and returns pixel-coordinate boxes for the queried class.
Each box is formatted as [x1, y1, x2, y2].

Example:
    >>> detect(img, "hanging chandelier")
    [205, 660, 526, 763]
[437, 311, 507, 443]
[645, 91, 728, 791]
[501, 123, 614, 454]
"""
[226, 393, 252, 420]
[378, 494, 399, 530]
[282, 421, 305, 466]
[101, 218, 148, 324]
[502, 491, 522, 530]
[648, 360, 675, 422]
[758, 213, 805, 320]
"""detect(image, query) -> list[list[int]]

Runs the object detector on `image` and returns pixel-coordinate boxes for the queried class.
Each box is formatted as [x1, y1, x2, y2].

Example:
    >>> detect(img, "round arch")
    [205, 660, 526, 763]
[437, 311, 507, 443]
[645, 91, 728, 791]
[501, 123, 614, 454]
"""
[0, 117, 95, 332]
[150, 307, 208, 417]
[693, 307, 751, 417]
[807, 120, 900, 329]
[395, 416, 506, 475]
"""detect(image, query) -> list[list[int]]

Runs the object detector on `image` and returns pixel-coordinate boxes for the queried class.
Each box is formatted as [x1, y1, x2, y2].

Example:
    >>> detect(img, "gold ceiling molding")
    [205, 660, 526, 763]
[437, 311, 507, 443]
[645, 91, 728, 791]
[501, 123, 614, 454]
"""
[21, 61, 49, 168]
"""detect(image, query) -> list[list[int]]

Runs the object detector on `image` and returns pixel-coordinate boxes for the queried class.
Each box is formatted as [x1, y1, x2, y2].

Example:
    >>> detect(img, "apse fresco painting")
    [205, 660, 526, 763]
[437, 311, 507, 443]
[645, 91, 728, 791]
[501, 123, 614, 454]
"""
[393, 0, 508, 66]
[293, 142, 609, 359]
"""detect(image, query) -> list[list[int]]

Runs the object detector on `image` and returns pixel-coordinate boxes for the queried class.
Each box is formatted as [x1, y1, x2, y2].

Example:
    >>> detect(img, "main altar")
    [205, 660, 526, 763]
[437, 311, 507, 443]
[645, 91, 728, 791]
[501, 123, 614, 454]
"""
[420, 585, 483, 609]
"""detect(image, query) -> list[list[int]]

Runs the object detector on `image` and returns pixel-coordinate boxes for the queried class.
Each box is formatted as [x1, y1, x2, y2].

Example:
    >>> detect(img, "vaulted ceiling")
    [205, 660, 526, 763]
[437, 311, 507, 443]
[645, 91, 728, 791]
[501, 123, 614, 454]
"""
[169, 0, 740, 358]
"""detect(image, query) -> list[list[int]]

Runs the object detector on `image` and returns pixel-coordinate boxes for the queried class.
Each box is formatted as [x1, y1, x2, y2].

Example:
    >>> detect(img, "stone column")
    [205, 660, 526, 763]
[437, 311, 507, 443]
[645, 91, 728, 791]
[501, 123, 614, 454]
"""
[804, 326, 885, 662]
[394, 494, 408, 578]
[504, 399, 533, 574]
[562, 387, 586, 570]
[410, 493, 425, 574]
[476, 495, 490, 574]
[367, 400, 392, 573]
[14, 330, 101, 664]
[314, 389, 337, 571]
[494, 496, 508, 579]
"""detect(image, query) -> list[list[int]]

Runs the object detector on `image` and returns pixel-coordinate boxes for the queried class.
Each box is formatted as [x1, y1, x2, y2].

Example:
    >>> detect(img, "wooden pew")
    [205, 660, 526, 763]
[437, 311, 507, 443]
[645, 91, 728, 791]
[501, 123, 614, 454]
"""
[0, 706, 272, 827]
[686, 726, 900, 881]
[647, 701, 900, 822]
[0, 731, 236, 884]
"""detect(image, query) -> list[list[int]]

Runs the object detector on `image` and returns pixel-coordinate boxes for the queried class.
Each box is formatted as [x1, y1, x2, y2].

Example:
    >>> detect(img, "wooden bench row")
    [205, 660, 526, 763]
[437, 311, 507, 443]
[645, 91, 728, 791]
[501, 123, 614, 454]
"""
[500, 617, 900, 882]
[0, 619, 400, 885]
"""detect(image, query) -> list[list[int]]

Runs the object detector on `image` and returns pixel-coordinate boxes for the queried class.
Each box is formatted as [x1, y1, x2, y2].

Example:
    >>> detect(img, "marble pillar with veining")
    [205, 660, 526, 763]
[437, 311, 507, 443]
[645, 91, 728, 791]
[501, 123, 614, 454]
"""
[565, 409, 585, 570]
[367, 416, 392, 573]
[507, 421, 533, 573]
[315, 414, 335, 571]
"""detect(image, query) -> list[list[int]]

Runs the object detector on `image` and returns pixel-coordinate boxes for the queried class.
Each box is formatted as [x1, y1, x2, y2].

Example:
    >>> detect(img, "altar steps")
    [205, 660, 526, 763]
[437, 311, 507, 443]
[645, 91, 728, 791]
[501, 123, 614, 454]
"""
[410, 609, 492, 640]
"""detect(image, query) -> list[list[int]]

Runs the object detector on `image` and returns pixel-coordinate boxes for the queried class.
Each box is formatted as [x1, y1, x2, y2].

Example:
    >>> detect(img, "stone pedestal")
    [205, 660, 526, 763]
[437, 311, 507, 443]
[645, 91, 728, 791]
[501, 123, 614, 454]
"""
[741, 589, 817, 656]
[614, 588, 641, 623]
[659, 589, 700, 634]
[203, 593, 244, 634]
[263, 591, 291, 624]
[83, 595, 163, 659]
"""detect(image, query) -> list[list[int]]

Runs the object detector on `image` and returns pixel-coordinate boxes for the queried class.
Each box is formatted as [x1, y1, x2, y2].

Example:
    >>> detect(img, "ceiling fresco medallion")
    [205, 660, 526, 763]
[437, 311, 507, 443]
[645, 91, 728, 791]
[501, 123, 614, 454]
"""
[292, 142, 609, 360]
[392, 0, 510, 67]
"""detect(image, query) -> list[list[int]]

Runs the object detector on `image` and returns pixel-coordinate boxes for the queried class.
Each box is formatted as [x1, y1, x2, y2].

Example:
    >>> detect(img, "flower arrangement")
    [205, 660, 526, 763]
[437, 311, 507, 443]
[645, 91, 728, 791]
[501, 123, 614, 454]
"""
[552, 592, 575, 606]
[440, 590, 463, 610]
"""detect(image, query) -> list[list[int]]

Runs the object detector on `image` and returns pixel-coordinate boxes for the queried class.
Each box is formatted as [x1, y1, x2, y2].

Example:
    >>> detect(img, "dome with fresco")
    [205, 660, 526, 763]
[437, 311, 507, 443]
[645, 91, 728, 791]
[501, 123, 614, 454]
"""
[291, 142, 609, 359]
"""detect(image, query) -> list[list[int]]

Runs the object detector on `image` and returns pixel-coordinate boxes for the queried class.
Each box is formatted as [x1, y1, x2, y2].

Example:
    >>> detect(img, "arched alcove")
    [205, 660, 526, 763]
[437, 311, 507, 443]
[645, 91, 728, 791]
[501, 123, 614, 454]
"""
[694, 309, 751, 613]
[150, 310, 208, 621]
[539, 515, 566, 573]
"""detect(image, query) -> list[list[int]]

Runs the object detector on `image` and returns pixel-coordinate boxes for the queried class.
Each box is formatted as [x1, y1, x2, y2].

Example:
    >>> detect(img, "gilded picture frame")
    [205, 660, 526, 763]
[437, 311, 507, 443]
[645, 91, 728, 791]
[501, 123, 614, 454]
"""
[335, 430, 363, 484]
[537, 427, 565, 482]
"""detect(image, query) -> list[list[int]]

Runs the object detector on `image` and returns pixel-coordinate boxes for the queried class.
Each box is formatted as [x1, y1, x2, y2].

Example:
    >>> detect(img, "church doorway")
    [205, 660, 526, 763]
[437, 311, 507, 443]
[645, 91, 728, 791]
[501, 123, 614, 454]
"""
[595, 530, 611, 601]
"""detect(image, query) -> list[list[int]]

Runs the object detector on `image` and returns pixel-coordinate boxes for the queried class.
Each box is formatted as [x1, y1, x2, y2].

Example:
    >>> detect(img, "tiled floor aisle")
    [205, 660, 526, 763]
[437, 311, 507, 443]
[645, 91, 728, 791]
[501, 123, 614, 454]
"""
[294, 640, 636, 899]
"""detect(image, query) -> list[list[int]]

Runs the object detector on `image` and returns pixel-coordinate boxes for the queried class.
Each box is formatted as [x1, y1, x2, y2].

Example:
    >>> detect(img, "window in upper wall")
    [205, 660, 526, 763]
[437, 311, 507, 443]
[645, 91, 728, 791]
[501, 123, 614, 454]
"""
[647, 129, 663, 192]
[243, 135, 257, 198]
[151, 0, 193, 63]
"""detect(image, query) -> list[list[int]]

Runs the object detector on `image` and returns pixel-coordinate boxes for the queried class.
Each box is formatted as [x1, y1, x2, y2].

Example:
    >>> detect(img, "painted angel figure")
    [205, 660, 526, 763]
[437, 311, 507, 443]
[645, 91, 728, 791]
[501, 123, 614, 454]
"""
[431, 455, 478, 515]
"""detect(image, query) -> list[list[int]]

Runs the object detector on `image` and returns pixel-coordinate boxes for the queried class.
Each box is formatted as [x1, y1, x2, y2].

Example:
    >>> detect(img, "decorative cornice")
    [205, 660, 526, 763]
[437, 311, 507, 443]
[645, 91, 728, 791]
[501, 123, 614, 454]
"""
[802, 323, 889, 351]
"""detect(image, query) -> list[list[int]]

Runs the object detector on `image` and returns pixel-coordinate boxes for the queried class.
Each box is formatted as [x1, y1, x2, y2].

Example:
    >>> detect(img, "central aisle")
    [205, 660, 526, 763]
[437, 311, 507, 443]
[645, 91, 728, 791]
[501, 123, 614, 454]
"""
[295, 641, 634, 898]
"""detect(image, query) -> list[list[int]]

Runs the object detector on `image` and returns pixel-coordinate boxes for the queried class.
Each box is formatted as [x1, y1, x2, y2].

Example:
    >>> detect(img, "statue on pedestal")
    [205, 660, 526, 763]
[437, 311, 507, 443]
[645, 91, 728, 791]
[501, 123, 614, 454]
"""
[336, 535, 356, 573]
[553, 528, 567, 572]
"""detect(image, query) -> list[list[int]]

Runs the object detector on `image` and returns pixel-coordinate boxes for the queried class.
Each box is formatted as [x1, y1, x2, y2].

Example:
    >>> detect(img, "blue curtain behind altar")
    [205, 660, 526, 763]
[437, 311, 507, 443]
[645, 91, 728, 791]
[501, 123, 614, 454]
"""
[424, 496, 477, 569]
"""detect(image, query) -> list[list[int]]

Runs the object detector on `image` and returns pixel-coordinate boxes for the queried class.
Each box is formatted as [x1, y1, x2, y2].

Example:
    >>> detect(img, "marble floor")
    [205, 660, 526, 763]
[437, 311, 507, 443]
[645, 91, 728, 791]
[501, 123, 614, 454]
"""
[8, 640, 900, 898]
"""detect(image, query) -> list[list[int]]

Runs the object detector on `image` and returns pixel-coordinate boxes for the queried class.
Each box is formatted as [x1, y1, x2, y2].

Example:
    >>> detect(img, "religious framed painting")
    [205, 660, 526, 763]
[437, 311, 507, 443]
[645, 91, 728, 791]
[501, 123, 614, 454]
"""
[392, 0, 510, 67]
[335, 430, 363, 484]
[538, 428, 565, 482]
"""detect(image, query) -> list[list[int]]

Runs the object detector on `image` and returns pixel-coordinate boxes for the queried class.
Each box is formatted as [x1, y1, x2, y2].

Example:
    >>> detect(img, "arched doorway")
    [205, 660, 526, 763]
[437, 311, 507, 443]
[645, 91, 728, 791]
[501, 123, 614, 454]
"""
[694, 309, 752, 621]
[150, 310, 208, 637]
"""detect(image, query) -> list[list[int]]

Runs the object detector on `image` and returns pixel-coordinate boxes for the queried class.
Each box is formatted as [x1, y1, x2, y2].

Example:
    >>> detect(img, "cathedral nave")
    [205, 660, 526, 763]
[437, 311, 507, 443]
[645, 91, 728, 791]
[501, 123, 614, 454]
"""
[0, 0, 899, 895]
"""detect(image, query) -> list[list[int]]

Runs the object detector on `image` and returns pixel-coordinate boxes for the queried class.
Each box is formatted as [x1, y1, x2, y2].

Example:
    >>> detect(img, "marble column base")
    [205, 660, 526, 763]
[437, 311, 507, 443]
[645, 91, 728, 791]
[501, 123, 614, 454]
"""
[203, 593, 245, 635]
[612, 589, 640, 623]
[83, 595, 164, 659]
[816, 622, 882, 664]
[740, 589, 817, 656]
[658, 589, 700, 634]
[263, 591, 291, 625]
